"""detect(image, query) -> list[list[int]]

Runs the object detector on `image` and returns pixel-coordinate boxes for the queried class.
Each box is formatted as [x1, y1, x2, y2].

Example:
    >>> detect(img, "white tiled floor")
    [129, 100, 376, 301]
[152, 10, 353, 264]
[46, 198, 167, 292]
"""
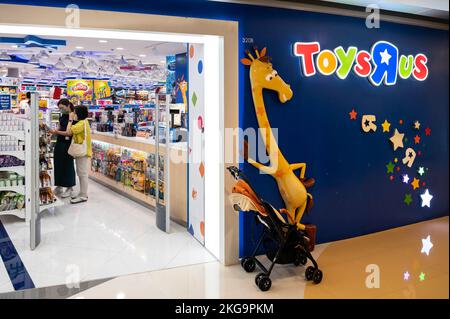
[0, 262, 13, 294]
[71, 245, 329, 299]
[0, 180, 216, 293]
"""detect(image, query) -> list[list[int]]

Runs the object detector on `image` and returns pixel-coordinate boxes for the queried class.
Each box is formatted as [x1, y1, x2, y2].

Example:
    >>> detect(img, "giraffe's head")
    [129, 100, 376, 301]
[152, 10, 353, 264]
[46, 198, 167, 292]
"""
[241, 47, 293, 103]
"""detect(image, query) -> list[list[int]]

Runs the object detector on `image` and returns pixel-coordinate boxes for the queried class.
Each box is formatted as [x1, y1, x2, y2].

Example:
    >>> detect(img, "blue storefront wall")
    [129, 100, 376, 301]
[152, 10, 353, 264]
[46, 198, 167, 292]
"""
[1, 0, 448, 258]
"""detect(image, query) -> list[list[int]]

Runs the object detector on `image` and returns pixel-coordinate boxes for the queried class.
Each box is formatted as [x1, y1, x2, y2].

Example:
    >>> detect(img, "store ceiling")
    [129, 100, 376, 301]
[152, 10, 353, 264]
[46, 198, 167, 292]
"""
[212, 0, 449, 21]
[315, 0, 449, 20]
[0, 34, 187, 87]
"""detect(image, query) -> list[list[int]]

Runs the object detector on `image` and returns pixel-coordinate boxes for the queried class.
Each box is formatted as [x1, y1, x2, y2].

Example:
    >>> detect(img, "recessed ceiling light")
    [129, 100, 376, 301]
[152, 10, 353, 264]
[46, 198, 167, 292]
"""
[116, 47, 124, 51]
[75, 46, 84, 49]
[160, 60, 166, 64]
[11, 45, 18, 49]
[139, 54, 146, 57]
[99, 40, 108, 43]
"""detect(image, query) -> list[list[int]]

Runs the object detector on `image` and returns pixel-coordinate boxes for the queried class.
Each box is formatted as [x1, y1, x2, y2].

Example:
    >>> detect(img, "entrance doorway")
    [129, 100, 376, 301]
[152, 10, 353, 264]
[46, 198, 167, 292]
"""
[0, 20, 226, 293]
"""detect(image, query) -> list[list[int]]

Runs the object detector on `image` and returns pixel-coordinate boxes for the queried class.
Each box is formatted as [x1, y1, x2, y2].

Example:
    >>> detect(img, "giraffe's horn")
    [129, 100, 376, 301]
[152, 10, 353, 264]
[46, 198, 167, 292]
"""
[260, 47, 267, 57]
[245, 49, 255, 61]
[253, 46, 260, 58]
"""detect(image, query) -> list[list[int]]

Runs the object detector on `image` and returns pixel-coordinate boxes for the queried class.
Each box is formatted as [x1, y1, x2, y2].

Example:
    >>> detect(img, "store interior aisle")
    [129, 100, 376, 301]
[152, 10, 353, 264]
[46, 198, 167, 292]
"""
[0, 180, 216, 294]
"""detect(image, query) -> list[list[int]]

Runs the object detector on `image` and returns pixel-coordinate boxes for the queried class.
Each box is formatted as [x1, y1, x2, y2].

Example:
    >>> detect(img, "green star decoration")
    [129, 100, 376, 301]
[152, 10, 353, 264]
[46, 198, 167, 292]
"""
[386, 161, 395, 174]
[419, 272, 425, 281]
[417, 167, 425, 176]
[404, 194, 412, 206]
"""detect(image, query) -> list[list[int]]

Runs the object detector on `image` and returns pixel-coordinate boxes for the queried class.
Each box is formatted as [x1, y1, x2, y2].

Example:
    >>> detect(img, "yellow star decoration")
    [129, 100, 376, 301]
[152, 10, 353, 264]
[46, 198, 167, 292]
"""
[389, 129, 404, 151]
[381, 120, 391, 132]
[414, 120, 421, 130]
[411, 177, 420, 190]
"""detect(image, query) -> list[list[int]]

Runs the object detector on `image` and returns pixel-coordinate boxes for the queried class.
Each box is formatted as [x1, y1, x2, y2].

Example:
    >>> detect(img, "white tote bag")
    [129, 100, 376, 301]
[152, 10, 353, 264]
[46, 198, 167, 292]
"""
[68, 120, 88, 158]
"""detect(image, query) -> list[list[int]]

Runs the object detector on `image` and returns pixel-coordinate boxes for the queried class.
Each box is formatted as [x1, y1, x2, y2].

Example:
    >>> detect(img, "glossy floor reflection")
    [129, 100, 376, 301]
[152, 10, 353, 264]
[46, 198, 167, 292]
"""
[0, 180, 216, 294]
[71, 217, 448, 299]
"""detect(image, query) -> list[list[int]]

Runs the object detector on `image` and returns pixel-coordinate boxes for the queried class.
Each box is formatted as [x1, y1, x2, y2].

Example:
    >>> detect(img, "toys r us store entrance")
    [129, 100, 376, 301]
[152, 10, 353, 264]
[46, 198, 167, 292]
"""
[0, 5, 239, 293]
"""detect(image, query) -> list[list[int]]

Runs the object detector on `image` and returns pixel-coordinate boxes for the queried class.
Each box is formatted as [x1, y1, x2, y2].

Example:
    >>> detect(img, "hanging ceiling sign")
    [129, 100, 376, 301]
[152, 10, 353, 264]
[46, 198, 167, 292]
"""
[0, 35, 66, 50]
[0, 77, 19, 86]
[293, 41, 428, 86]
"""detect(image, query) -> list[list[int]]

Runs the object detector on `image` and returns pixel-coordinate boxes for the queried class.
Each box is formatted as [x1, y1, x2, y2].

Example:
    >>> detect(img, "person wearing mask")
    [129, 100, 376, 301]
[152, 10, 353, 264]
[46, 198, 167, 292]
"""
[49, 99, 77, 198]
[54, 105, 92, 204]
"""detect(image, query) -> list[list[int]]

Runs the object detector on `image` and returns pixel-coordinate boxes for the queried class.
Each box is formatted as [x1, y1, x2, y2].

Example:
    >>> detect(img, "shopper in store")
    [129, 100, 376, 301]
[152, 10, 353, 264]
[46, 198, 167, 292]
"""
[19, 92, 31, 116]
[49, 99, 77, 198]
[53, 105, 92, 204]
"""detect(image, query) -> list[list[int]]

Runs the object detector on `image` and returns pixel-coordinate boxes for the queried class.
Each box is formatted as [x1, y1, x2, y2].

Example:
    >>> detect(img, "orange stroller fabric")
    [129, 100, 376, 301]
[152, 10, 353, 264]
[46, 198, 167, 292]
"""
[232, 179, 268, 216]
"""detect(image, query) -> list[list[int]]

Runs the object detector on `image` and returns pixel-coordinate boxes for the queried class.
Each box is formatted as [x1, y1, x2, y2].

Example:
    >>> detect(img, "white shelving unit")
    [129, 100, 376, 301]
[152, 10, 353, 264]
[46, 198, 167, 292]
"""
[0, 115, 30, 221]
[0, 185, 25, 194]
[1, 150, 26, 161]
[39, 199, 64, 213]
[38, 116, 63, 215]
[0, 166, 25, 176]
[0, 208, 26, 218]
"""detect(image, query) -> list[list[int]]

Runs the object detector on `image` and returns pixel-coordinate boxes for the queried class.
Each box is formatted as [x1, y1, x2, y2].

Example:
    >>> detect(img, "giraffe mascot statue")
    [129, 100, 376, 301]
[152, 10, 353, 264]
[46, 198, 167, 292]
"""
[226, 47, 322, 290]
[240, 47, 315, 237]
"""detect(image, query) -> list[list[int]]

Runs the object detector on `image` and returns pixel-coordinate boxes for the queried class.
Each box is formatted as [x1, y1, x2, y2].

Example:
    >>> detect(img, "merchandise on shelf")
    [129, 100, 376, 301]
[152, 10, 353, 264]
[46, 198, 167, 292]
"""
[39, 171, 52, 188]
[0, 113, 25, 131]
[38, 121, 58, 208]
[91, 141, 165, 201]
[0, 191, 25, 212]
[0, 155, 25, 167]
[39, 123, 54, 171]
[0, 135, 25, 152]
[0, 172, 25, 187]
[39, 187, 57, 206]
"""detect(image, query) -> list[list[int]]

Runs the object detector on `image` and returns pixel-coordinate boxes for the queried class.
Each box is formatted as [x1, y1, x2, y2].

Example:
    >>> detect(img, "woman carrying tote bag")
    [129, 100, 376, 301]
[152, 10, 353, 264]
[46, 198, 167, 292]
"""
[54, 105, 92, 204]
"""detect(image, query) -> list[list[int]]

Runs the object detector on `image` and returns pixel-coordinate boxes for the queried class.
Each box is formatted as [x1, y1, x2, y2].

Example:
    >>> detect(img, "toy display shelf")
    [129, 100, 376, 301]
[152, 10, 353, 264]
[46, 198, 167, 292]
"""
[0, 124, 28, 219]
[0, 166, 25, 176]
[0, 208, 25, 219]
[0, 185, 25, 194]
[39, 121, 59, 213]
[0, 130, 25, 140]
[0, 150, 25, 161]
[39, 197, 64, 213]
[90, 131, 187, 224]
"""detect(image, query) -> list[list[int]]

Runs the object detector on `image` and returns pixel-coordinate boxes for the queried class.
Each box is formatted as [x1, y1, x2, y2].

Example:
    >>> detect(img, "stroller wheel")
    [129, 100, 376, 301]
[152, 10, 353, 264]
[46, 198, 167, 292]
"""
[255, 273, 264, 286]
[305, 266, 315, 281]
[241, 257, 256, 273]
[313, 269, 323, 284]
[255, 273, 271, 291]
[294, 252, 307, 266]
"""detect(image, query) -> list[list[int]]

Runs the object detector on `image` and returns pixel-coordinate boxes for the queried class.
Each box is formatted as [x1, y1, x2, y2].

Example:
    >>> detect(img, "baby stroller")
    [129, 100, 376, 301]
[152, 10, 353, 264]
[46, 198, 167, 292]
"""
[227, 166, 323, 291]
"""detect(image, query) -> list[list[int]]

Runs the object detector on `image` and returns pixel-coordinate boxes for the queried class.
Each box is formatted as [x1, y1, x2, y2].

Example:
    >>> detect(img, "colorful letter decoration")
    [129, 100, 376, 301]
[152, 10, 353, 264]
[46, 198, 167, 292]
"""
[293, 41, 428, 86]
[361, 115, 377, 132]
[402, 148, 416, 168]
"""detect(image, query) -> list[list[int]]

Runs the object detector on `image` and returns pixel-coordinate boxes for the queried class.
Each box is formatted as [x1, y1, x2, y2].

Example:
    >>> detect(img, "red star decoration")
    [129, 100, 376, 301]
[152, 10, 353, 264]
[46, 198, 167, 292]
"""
[389, 175, 394, 181]
[425, 127, 431, 136]
[414, 135, 421, 144]
[349, 109, 357, 120]
[396, 166, 401, 172]
[399, 119, 404, 125]
[422, 182, 426, 187]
